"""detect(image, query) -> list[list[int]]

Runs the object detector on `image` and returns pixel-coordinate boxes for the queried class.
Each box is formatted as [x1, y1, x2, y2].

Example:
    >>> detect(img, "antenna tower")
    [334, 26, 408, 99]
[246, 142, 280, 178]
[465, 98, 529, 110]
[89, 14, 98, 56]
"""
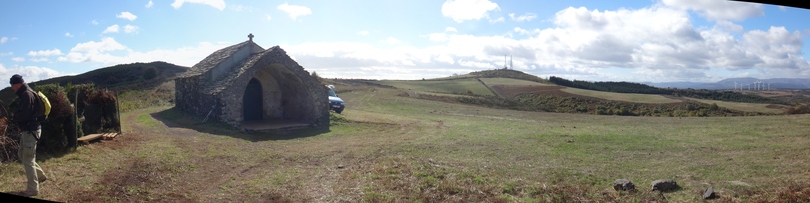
[503, 55, 506, 69]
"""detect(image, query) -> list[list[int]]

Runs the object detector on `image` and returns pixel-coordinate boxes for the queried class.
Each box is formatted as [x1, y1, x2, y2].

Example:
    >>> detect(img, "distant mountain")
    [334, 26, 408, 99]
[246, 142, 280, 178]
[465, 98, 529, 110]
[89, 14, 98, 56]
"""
[0, 61, 189, 105]
[645, 77, 810, 90]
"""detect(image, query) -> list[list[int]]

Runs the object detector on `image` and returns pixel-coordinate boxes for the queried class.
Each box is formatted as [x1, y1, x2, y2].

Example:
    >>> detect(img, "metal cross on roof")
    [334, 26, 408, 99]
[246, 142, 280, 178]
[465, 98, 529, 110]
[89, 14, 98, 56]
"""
[248, 33, 254, 41]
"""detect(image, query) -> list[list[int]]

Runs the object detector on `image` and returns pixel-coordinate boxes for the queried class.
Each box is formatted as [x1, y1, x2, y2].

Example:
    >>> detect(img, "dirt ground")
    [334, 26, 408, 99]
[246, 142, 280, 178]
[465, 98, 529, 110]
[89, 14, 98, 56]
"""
[39, 108, 320, 202]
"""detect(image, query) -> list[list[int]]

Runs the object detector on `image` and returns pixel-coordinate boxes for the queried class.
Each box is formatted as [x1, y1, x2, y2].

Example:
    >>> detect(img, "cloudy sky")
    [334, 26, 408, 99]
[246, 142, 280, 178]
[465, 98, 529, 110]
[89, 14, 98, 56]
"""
[1, 0, 809, 88]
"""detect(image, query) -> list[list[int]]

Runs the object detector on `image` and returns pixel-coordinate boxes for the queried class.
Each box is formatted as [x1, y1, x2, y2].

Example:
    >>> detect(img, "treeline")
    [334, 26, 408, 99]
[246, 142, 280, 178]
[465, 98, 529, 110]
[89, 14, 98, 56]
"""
[548, 76, 669, 94]
[672, 89, 789, 105]
[548, 76, 788, 105]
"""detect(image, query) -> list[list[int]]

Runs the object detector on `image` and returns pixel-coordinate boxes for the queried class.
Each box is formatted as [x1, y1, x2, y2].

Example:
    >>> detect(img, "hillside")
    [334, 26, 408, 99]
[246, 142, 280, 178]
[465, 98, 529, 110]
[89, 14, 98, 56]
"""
[0, 61, 188, 105]
[646, 77, 810, 89]
[363, 69, 801, 116]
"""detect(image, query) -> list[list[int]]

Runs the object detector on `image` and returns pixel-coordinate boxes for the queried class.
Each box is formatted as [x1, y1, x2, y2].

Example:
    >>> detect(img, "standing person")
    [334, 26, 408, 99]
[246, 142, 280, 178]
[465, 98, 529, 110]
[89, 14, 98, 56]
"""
[9, 74, 47, 197]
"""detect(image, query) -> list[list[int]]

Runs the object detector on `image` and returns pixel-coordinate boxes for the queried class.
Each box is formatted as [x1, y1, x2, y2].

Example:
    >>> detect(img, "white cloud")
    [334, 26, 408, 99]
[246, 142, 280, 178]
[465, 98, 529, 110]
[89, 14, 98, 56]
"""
[513, 27, 541, 35]
[69, 37, 126, 54]
[116, 12, 138, 21]
[442, 0, 500, 23]
[11, 57, 24, 62]
[65, 32, 74, 37]
[488, 16, 504, 23]
[57, 37, 230, 67]
[436, 55, 455, 64]
[123, 25, 140, 33]
[27, 49, 63, 57]
[357, 31, 369, 36]
[509, 13, 537, 22]
[146, 0, 154, 8]
[445, 27, 458, 32]
[0, 52, 11, 57]
[30, 58, 49, 62]
[715, 20, 743, 33]
[265, 14, 272, 21]
[103, 24, 120, 34]
[426, 33, 449, 42]
[0, 64, 65, 88]
[276, 4, 810, 82]
[277, 3, 312, 20]
[58, 37, 127, 64]
[661, 0, 764, 21]
[91, 20, 99, 25]
[0, 37, 6, 44]
[171, 0, 226, 10]
[382, 37, 401, 45]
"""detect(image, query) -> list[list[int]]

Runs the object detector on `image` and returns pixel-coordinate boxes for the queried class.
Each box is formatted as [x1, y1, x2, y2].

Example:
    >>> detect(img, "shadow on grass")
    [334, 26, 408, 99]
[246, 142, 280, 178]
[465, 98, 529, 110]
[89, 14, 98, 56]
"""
[149, 106, 330, 142]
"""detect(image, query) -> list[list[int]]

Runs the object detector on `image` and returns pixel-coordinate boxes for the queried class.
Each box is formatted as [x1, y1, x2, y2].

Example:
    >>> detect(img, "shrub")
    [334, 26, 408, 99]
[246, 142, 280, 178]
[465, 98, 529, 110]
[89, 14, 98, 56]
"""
[143, 67, 158, 80]
[31, 84, 76, 154]
[786, 104, 810, 114]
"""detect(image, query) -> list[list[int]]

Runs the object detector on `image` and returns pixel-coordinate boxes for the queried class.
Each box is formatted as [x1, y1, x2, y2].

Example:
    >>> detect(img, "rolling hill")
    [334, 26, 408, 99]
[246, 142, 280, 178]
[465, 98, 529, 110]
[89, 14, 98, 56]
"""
[645, 77, 810, 89]
[363, 69, 799, 116]
[0, 61, 188, 105]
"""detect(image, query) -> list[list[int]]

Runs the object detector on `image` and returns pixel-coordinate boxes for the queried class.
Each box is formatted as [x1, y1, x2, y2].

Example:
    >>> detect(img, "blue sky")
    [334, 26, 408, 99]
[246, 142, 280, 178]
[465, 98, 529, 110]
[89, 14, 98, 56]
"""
[1, 0, 809, 88]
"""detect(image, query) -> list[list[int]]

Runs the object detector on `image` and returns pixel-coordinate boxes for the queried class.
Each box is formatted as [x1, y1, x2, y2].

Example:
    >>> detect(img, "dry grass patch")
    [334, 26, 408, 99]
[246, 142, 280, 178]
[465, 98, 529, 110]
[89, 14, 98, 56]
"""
[375, 78, 495, 96]
[480, 78, 552, 86]
[561, 87, 681, 104]
[687, 97, 787, 114]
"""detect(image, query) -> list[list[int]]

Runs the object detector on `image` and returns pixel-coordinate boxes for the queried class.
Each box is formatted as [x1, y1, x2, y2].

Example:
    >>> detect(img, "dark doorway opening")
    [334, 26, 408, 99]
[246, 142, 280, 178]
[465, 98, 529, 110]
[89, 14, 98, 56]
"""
[243, 78, 263, 121]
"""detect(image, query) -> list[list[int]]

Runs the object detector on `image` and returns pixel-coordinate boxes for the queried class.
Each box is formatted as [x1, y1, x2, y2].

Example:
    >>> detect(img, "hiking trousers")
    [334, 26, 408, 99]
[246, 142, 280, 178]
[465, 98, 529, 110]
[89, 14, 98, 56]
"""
[19, 130, 46, 193]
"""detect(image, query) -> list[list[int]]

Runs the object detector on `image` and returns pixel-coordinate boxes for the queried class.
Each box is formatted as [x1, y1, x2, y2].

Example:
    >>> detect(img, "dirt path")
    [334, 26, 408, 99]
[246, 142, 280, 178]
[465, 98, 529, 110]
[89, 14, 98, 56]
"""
[54, 106, 395, 202]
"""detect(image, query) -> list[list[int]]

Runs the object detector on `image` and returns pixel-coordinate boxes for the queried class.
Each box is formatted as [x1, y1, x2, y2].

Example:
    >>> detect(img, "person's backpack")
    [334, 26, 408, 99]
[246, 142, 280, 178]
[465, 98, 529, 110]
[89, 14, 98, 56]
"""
[31, 90, 51, 122]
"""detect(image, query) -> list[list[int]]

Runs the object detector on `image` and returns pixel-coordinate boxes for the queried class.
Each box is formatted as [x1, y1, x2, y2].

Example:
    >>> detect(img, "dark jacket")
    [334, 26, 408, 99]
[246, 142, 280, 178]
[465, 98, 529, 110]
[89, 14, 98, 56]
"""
[13, 83, 42, 131]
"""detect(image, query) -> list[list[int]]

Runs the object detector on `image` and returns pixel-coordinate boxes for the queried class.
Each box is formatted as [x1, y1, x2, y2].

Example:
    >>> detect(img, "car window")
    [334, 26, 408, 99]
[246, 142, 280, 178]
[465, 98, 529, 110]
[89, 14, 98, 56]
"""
[328, 89, 338, 97]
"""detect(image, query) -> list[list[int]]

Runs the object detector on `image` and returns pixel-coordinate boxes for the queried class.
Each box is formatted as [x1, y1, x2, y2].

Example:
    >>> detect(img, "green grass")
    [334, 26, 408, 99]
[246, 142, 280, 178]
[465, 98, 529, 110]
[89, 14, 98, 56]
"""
[2, 84, 809, 202]
[480, 77, 552, 86]
[687, 97, 785, 114]
[426, 73, 477, 80]
[561, 87, 682, 104]
[374, 78, 495, 96]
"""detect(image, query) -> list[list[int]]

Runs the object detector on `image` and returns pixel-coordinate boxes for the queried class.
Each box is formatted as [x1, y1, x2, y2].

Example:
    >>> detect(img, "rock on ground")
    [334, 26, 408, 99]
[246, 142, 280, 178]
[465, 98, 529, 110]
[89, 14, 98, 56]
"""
[703, 186, 718, 199]
[613, 179, 635, 191]
[651, 179, 678, 192]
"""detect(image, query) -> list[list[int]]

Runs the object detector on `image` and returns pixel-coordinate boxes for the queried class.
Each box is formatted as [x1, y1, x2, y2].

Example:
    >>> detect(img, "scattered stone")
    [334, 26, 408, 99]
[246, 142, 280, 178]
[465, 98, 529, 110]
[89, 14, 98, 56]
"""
[336, 165, 345, 169]
[613, 179, 636, 191]
[703, 186, 717, 200]
[651, 179, 678, 192]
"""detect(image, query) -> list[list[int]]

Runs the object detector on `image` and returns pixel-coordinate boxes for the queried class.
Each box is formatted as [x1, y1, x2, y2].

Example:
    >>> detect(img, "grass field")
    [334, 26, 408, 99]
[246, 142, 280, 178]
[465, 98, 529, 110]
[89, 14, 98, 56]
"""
[374, 78, 495, 96]
[1, 83, 808, 202]
[687, 97, 786, 114]
[479, 78, 553, 86]
[561, 87, 683, 104]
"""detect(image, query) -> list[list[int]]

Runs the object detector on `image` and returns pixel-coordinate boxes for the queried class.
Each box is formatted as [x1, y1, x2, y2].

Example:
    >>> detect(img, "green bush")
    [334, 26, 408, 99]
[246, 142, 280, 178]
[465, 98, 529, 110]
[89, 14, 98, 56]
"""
[31, 84, 77, 154]
[143, 67, 158, 80]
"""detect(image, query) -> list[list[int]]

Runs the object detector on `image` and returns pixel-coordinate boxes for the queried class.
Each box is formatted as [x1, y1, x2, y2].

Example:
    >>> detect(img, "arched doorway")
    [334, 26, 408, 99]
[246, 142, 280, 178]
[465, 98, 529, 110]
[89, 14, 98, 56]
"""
[243, 78, 263, 121]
